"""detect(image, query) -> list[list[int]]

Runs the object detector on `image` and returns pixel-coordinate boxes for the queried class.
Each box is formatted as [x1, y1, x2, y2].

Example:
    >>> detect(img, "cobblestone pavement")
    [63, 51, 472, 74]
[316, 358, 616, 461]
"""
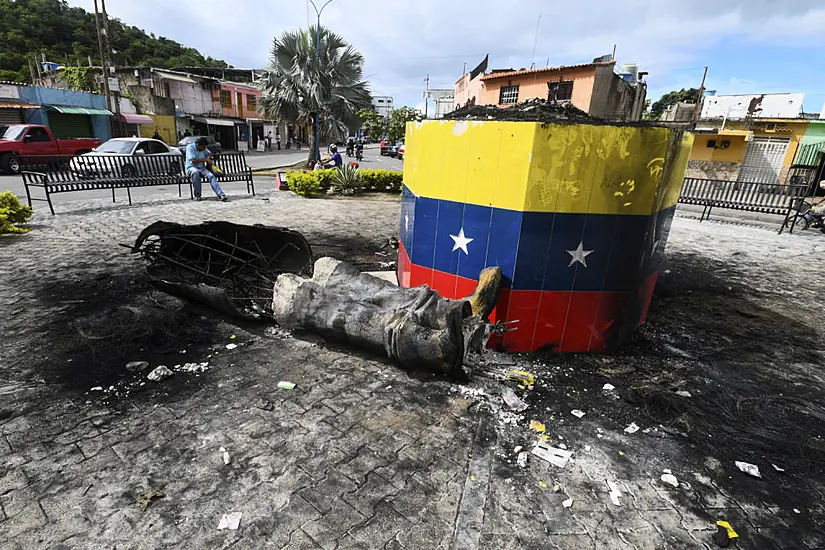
[1, 185, 824, 549]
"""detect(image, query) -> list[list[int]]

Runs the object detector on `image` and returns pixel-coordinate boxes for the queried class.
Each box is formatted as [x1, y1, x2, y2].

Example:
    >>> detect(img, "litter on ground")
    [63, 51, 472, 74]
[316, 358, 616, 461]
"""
[517, 452, 528, 468]
[219, 446, 230, 465]
[735, 461, 762, 478]
[501, 387, 528, 412]
[147, 365, 173, 382]
[529, 420, 546, 433]
[136, 488, 165, 512]
[225, 343, 238, 350]
[217, 511, 243, 530]
[506, 370, 535, 386]
[531, 441, 572, 468]
[624, 422, 640, 434]
[713, 520, 739, 547]
[661, 473, 679, 488]
[571, 409, 586, 418]
[562, 498, 573, 508]
[278, 381, 296, 390]
[607, 481, 622, 506]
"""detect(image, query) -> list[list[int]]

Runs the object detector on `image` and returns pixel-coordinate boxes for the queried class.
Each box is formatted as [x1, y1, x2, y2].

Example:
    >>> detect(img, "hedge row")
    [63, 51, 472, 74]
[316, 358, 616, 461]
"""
[287, 168, 403, 198]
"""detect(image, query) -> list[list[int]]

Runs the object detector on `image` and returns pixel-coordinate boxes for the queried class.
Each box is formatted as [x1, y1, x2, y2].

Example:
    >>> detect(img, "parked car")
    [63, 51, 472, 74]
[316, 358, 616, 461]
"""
[69, 138, 183, 178]
[397, 142, 405, 160]
[389, 140, 404, 158]
[0, 124, 102, 174]
[379, 139, 394, 156]
[175, 135, 222, 157]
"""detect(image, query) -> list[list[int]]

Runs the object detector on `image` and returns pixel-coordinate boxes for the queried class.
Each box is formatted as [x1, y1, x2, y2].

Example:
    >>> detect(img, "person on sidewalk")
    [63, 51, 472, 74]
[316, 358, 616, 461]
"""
[265, 132, 273, 151]
[276, 135, 281, 150]
[186, 137, 227, 202]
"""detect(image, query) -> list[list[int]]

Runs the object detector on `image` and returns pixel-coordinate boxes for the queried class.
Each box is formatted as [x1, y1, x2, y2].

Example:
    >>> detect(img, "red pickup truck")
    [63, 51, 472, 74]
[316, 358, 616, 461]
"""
[0, 124, 102, 174]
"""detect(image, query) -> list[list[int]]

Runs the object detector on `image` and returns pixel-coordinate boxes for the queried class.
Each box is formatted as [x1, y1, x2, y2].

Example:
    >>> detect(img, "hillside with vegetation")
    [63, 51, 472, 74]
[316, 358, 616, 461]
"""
[0, 0, 228, 83]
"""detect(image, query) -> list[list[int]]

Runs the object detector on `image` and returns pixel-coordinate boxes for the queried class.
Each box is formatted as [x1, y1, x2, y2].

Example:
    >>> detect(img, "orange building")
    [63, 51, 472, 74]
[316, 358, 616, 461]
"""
[454, 59, 647, 121]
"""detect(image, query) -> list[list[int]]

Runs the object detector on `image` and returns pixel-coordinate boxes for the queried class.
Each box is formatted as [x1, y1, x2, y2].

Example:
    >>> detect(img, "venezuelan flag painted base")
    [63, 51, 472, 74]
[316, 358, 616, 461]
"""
[397, 119, 693, 353]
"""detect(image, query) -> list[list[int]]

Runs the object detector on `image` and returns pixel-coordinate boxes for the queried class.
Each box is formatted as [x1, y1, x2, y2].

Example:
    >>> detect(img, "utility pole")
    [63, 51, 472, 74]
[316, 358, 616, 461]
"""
[424, 74, 430, 118]
[93, 0, 111, 111]
[309, 0, 335, 163]
[691, 66, 708, 125]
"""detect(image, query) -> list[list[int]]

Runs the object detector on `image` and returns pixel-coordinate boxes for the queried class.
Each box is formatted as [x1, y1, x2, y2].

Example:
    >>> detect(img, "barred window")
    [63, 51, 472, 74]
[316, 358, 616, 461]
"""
[499, 85, 519, 105]
[247, 94, 257, 111]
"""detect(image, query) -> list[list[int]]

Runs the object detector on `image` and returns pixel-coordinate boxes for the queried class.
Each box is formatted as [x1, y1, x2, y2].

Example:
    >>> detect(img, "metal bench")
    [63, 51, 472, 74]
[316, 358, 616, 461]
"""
[21, 151, 254, 214]
[678, 177, 809, 234]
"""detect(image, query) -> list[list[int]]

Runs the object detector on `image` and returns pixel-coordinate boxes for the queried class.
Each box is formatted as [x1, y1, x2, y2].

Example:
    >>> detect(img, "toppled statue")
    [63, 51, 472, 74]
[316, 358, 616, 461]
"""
[271, 258, 502, 378]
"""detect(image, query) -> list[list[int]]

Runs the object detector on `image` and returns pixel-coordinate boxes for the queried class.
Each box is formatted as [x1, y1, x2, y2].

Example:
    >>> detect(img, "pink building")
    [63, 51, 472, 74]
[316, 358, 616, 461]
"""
[454, 58, 647, 121]
[216, 82, 261, 119]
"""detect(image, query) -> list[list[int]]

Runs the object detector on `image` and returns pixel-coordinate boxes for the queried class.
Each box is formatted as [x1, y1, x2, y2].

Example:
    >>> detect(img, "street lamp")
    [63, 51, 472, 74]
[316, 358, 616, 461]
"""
[309, 0, 335, 163]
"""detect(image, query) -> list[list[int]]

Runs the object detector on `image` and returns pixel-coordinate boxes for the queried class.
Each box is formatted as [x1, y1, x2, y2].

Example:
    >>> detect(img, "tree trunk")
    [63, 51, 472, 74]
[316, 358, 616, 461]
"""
[306, 115, 319, 166]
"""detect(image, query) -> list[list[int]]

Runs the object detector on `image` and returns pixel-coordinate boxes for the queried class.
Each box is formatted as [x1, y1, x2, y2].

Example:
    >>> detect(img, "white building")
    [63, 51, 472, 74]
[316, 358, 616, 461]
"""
[701, 93, 804, 120]
[372, 95, 393, 118]
[427, 89, 455, 118]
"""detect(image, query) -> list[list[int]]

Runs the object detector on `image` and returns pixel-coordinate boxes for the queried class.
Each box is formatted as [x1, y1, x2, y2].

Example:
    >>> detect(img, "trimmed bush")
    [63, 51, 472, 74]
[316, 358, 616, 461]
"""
[286, 168, 403, 197]
[360, 169, 403, 192]
[287, 171, 321, 198]
[0, 191, 32, 234]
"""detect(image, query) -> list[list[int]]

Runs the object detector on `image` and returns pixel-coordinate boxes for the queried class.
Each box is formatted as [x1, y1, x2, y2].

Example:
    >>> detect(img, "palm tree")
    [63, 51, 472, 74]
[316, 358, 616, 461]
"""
[258, 26, 372, 164]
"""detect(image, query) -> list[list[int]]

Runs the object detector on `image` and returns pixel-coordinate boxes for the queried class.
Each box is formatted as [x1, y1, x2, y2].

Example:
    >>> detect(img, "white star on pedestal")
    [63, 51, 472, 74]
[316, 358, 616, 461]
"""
[566, 241, 594, 268]
[450, 228, 474, 255]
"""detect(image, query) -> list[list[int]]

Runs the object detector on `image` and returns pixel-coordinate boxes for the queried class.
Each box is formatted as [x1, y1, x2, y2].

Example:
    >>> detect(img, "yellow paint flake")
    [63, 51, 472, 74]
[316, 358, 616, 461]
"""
[529, 420, 546, 433]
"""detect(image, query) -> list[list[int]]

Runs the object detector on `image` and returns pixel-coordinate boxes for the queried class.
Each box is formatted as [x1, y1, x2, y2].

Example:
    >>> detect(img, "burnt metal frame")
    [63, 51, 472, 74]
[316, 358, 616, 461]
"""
[21, 151, 255, 215]
[677, 177, 809, 234]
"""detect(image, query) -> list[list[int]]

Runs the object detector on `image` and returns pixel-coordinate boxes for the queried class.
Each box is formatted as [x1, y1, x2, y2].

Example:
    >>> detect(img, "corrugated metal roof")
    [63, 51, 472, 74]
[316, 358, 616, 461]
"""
[0, 102, 40, 109]
[479, 61, 614, 81]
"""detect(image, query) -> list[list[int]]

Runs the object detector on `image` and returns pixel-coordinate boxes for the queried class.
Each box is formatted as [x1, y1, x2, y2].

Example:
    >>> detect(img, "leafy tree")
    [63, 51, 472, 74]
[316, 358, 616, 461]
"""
[648, 88, 699, 120]
[258, 26, 372, 164]
[386, 107, 423, 143]
[0, 0, 228, 83]
[357, 109, 385, 141]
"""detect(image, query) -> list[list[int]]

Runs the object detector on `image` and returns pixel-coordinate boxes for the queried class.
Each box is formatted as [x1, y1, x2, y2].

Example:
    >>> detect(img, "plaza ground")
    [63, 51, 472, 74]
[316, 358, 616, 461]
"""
[0, 181, 824, 549]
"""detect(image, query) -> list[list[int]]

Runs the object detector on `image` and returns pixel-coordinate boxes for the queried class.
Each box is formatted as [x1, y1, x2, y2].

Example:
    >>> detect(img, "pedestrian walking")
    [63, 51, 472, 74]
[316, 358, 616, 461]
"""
[266, 132, 273, 151]
[276, 135, 281, 150]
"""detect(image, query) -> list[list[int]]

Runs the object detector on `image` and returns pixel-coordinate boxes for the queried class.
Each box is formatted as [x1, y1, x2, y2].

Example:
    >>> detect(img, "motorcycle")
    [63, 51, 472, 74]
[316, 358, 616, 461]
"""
[355, 143, 363, 162]
[345, 143, 354, 157]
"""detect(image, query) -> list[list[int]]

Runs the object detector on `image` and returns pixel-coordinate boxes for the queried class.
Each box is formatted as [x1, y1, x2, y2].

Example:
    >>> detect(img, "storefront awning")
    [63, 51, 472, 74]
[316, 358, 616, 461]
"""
[119, 113, 154, 125]
[155, 71, 197, 84]
[194, 117, 236, 127]
[48, 105, 114, 116]
[0, 102, 40, 109]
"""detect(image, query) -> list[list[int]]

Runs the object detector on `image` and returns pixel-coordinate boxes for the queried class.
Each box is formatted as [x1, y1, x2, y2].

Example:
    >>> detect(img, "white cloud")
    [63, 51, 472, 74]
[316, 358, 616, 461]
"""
[67, 0, 825, 107]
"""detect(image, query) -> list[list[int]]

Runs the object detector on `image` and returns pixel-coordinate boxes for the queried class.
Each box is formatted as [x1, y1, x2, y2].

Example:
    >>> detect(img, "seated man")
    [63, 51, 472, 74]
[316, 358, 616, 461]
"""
[186, 137, 227, 202]
[323, 144, 343, 169]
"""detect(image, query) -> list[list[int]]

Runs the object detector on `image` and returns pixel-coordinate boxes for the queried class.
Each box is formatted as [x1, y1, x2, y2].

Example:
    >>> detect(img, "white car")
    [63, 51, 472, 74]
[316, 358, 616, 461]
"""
[70, 137, 183, 178]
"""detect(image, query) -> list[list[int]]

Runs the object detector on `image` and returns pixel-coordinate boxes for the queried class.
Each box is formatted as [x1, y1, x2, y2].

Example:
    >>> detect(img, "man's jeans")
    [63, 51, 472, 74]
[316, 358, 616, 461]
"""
[187, 167, 225, 198]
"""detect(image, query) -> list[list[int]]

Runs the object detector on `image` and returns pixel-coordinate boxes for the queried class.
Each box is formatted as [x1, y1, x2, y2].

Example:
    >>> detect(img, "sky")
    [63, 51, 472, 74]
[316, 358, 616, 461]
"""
[68, 0, 825, 114]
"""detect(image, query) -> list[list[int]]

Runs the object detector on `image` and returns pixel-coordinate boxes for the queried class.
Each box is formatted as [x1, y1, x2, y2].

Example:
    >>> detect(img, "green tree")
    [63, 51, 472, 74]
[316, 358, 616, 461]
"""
[0, 0, 228, 84]
[386, 106, 423, 143]
[357, 109, 385, 141]
[258, 26, 372, 164]
[648, 88, 699, 120]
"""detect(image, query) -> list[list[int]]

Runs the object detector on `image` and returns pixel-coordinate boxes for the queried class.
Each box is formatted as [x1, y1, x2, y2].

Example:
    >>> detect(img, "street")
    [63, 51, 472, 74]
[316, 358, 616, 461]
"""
[0, 146, 402, 206]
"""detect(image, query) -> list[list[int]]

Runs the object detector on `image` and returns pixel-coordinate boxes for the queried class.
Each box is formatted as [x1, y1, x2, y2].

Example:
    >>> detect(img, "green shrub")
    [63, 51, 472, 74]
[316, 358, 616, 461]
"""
[287, 168, 403, 198]
[287, 171, 321, 198]
[360, 169, 403, 192]
[328, 164, 361, 195]
[0, 191, 32, 234]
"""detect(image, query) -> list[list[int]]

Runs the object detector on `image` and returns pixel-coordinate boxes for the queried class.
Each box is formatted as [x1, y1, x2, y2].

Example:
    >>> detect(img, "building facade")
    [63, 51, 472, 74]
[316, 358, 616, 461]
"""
[0, 82, 112, 141]
[453, 58, 647, 121]
[372, 96, 394, 118]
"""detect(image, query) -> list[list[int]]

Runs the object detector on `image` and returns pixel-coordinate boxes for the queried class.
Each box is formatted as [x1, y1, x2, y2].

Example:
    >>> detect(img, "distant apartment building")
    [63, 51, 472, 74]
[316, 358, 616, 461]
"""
[453, 55, 647, 121]
[426, 89, 454, 119]
[372, 95, 393, 118]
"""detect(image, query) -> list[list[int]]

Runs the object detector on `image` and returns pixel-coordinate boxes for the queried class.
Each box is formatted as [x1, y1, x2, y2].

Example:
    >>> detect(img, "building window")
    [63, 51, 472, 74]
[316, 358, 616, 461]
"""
[548, 81, 573, 101]
[378, 99, 384, 103]
[247, 94, 257, 111]
[499, 85, 519, 105]
[220, 90, 232, 108]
